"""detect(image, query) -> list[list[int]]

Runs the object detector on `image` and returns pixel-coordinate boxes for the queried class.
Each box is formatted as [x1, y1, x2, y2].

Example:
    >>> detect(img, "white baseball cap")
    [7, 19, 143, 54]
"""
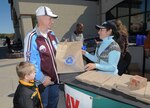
[36, 6, 58, 18]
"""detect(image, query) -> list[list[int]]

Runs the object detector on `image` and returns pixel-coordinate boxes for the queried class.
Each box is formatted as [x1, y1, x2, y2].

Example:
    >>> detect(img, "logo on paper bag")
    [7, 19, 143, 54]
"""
[65, 55, 75, 65]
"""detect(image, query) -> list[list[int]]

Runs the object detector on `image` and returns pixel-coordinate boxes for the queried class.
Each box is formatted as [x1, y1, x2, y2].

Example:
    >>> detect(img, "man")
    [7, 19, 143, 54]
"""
[69, 23, 84, 42]
[5, 36, 11, 52]
[24, 6, 59, 108]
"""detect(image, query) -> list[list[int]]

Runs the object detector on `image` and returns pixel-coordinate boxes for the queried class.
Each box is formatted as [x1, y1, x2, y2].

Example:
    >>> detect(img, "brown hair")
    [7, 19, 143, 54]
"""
[115, 19, 128, 37]
[16, 62, 35, 79]
[114, 19, 129, 58]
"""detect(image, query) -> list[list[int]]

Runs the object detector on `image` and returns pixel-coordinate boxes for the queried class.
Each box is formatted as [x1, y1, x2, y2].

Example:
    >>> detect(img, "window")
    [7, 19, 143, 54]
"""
[106, 0, 149, 36]
[119, 16, 129, 30]
[147, 0, 150, 11]
[118, 1, 129, 17]
[146, 12, 150, 30]
[131, 0, 145, 14]
[146, 12, 150, 22]
[106, 7, 116, 20]
[130, 14, 144, 33]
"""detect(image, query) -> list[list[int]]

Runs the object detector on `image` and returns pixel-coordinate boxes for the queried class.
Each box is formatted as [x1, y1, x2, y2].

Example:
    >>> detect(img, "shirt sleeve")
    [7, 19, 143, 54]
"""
[31, 40, 46, 83]
[70, 33, 75, 42]
[84, 48, 98, 63]
[18, 93, 34, 108]
[95, 50, 120, 72]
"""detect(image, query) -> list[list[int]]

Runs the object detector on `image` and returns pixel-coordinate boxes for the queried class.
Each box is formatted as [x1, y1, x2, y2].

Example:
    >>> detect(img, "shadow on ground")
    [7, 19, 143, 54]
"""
[8, 93, 14, 97]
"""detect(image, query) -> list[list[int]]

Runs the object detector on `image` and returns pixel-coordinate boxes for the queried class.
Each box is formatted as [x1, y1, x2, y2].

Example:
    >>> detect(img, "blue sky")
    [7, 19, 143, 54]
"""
[0, 0, 14, 33]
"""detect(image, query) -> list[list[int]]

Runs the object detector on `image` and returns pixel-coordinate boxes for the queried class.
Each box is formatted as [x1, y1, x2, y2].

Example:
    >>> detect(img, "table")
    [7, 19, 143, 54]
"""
[60, 73, 150, 108]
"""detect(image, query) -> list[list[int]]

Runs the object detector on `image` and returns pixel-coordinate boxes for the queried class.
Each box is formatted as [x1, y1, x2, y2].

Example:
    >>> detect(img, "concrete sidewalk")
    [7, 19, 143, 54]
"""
[0, 58, 23, 108]
[0, 58, 66, 108]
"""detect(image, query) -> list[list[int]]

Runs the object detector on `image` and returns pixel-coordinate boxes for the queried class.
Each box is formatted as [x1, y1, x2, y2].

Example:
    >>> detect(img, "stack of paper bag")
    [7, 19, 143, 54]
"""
[76, 71, 113, 87]
[129, 86, 146, 98]
[114, 74, 132, 94]
[92, 72, 113, 87]
[75, 71, 97, 85]
[75, 71, 92, 82]
[144, 82, 150, 99]
[76, 72, 150, 104]
[128, 75, 147, 90]
[102, 75, 121, 90]
[56, 41, 84, 74]
[128, 75, 147, 99]
[82, 71, 100, 85]
[136, 97, 150, 104]
[135, 82, 150, 103]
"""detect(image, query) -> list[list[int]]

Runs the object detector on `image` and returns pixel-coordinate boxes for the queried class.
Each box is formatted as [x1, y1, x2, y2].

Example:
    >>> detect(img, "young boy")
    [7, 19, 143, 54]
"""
[13, 62, 44, 108]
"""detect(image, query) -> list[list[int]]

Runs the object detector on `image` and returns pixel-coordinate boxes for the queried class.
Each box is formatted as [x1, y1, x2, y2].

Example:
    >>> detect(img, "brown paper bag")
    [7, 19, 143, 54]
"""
[56, 41, 84, 74]
[102, 75, 121, 90]
[145, 82, 150, 99]
[128, 75, 147, 90]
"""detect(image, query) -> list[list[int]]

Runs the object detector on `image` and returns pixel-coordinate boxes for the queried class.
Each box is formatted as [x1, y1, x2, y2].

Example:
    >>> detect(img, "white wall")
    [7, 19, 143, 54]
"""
[20, 16, 33, 38]
[16, 0, 99, 41]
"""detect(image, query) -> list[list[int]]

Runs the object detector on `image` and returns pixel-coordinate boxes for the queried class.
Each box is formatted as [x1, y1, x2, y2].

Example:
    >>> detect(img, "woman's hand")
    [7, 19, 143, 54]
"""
[65, 39, 68, 42]
[84, 63, 96, 71]
[82, 50, 86, 55]
[95, 39, 100, 44]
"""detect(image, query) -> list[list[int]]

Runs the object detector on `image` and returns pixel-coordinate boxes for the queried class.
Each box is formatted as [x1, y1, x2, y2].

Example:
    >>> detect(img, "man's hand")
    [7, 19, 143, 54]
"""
[43, 76, 54, 87]
[84, 63, 96, 71]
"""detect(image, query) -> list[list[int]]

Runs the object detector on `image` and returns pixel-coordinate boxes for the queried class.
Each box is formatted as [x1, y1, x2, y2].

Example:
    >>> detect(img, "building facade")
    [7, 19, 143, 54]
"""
[9, 0, 150, 71]
[9, 0, 150, 41]
[106, 0, 150, 42]
[9, 0, 99, 42]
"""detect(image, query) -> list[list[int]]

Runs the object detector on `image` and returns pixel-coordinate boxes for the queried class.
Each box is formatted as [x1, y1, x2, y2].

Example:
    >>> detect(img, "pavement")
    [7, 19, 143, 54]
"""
[0, 58, 23, 108]
[0, 47, 66, 108]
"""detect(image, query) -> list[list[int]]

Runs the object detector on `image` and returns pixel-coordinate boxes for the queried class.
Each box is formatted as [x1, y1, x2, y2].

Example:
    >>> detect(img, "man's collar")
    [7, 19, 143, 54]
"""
[35, 25, 52, 36]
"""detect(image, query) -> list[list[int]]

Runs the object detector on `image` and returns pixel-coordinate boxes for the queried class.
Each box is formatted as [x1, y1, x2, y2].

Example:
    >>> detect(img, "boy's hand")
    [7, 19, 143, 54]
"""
[43, 76, 54, 87]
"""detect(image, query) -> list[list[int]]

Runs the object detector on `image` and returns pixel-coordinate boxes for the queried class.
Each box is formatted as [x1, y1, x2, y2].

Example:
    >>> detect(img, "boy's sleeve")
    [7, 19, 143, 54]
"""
[17, 93, 34, 108]
[38, 84, 45, 93]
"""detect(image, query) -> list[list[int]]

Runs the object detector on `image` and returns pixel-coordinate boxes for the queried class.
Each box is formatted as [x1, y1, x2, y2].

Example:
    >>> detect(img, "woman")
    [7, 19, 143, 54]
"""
[114, 19, 131, 75]
[114, 19, 129, 58]
[82, 21, 121, 74]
